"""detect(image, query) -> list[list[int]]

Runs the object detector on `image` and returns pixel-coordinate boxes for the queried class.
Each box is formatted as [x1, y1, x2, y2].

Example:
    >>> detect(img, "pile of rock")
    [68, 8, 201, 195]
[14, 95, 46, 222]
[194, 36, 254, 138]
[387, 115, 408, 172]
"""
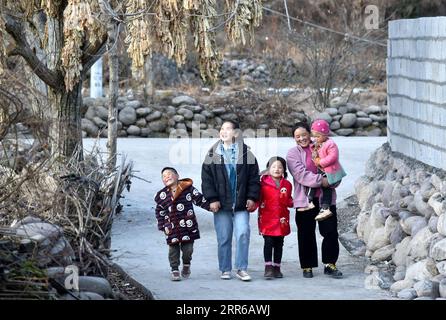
[219, 58, 271, 86]
[347, 143, 446, 300]
[313, 97, 387, 137]
[81, 91, 388, 138]
[11, 216, 75, 267]
[0, 216, 119, 300]
[82, 94, 219, 138]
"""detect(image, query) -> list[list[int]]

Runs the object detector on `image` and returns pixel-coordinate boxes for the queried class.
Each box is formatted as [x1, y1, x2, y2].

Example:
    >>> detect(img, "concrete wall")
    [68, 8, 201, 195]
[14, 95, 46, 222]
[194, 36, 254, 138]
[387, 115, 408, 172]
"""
[387, 17, 446, 170]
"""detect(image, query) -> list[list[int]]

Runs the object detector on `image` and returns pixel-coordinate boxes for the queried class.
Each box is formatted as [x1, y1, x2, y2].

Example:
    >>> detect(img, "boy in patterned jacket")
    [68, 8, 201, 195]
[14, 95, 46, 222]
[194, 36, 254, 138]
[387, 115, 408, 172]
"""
[154, 167, 211, 281]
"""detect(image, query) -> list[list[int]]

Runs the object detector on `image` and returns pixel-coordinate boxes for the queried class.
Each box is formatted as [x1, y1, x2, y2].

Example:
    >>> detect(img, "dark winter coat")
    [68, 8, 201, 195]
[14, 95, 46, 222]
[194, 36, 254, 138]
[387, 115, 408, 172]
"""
[201, 140, 260, 212]
[257, 175, 293, 236]
[154, 179, 210, 245]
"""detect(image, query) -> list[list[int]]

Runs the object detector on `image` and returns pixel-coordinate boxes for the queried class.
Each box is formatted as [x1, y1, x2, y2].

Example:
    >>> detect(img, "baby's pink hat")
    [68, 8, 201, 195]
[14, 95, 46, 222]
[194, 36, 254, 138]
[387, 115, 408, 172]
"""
[311, 119, 330, 135]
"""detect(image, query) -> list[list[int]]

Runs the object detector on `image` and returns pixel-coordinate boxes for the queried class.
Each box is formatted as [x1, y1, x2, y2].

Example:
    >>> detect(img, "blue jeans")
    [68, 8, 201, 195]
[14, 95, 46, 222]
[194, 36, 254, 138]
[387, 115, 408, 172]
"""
[214, 210, 250, 272]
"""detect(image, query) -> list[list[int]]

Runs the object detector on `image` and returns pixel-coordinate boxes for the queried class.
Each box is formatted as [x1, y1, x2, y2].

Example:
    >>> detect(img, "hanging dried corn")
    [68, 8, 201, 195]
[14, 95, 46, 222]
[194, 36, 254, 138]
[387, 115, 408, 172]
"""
[225, 0, 262, 46]
[189, 0, 221, 83]
[125, 0, 152, 73]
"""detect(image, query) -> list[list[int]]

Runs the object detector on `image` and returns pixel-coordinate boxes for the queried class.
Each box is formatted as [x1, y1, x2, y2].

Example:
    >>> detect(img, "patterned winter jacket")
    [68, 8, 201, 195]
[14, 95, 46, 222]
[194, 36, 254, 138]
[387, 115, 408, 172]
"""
[154, 178, 210, 245]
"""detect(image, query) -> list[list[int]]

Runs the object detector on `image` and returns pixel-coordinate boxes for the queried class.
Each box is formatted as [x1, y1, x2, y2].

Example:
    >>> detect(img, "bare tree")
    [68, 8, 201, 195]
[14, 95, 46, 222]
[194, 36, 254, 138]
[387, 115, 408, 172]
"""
[0, 0, 263, 163]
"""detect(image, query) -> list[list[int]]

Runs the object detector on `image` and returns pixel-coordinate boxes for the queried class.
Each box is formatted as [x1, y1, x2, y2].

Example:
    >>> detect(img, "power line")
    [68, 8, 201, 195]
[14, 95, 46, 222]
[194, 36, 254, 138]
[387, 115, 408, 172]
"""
[262, 6, 388, 47]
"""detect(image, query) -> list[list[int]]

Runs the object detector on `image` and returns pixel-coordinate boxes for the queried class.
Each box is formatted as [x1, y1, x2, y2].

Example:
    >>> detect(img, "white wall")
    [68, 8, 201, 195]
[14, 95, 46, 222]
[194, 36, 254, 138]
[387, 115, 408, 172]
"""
[387, 17, 446, 170]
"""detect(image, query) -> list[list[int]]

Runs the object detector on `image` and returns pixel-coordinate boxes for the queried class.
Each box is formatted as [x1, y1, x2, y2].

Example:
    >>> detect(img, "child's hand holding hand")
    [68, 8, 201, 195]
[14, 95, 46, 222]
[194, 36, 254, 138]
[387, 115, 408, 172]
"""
[246, 199, 256, 212]
[314, 157, 321, 166]
[210, 201, 221, 213]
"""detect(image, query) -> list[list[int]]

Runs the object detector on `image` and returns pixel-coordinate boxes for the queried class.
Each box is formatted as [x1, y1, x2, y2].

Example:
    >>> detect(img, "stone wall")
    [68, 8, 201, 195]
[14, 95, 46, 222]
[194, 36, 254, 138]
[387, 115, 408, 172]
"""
[81, 92, 387, 138]
[313, 97, 387, 137]
[351, 143, 446, 299]
[387, 17, 446, 170]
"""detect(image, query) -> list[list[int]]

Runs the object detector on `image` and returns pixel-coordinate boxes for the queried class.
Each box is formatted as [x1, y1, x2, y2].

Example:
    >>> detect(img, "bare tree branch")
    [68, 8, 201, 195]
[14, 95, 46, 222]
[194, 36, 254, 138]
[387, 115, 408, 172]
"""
[4, 14, 63, 90]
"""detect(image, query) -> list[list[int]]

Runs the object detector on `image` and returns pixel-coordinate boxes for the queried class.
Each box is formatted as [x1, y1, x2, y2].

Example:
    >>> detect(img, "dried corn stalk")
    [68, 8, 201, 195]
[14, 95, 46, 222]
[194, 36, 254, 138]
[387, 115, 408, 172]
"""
[40, 0, 63, 17]
[0, 14, 5, 78]
[125, 0, 152, 72]
[225, 0, 263, 46]
[61, 0, 105, 91]
[190, 0, 221, 83]
[154, 0, 187, 66]
[182, 0, 200, 11]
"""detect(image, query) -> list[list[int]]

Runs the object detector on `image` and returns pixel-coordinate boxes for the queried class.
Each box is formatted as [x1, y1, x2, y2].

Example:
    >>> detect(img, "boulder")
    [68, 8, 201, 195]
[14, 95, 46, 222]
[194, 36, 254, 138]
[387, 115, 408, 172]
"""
[95, 106, 109, 121]
[172, 95, 197, 106]
[366, 227, 389, 251]
[127, 125, 141, 136]
[371, 244, 395, 262]
[393, 265, 406, 281]
[428, 215, 439, 233]
[146, 111, 162, 122]
[329, 121, 341, 130]
[430, 238, 446, 261]
[118, 107, 137, 126]
[125, 100, 142, 109]
[405, 260, 435, 282]
[414, 191, 435, 218]
[390, 279, 414, 293]
[314, 112, 332, 123]
[340, 113, 357, 128]
[397, 288, 417, 300]
[355, 117, 373, 128]
[440, 279, 446, 298]
[392, 236, 412, 266]
[408, 227, 433, 260]
[428, 192, 446, 216]
[177, 108, 194, 120]
[335, 128, 354, 136]
[438, 213, 446, 236]
[390, 224, 406, 246]
[15, 222, 62, 242]
[78, 276, 113, 298]
[136, 107, 152, 117]
[364, 105, 382, 114]
[81, 118, 99, 137]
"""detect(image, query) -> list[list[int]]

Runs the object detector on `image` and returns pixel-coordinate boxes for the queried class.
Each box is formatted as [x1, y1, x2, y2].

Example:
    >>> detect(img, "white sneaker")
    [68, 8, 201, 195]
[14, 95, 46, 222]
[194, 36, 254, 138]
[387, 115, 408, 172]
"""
[315, 208, 333, 221]
[220, 271, 232, 280]
[236, 270, 252, 281]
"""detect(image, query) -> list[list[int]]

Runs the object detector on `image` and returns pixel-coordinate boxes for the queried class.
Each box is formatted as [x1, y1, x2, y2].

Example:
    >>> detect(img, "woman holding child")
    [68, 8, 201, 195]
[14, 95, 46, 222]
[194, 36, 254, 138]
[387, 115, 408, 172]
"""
[286, 121, 343, 279]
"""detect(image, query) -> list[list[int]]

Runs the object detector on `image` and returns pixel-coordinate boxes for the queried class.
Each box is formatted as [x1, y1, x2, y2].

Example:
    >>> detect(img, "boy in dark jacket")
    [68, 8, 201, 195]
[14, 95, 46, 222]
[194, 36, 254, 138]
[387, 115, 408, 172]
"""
[154, 167, 210, 281]
[201, 120, 260, 281]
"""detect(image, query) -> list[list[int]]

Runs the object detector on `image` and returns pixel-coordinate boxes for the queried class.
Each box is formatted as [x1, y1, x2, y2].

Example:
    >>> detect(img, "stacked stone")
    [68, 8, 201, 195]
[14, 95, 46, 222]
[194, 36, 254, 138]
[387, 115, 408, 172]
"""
[5, 216, 116, 300]
[313, 97, 387, 137]
[219, 58, 271, 86]
[81, 93, 387, 138]
[352, 143, 446, 300]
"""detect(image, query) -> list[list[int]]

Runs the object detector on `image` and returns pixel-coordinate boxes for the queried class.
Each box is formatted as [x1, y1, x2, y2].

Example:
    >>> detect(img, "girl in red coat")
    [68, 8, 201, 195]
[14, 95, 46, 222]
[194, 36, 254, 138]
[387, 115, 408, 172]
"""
[258, 157, 293, 279]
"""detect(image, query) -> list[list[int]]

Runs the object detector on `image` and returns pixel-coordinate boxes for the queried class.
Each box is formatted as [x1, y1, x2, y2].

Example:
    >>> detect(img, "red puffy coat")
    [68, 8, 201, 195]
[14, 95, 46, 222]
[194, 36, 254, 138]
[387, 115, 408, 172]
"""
[257, 175, 293, 236]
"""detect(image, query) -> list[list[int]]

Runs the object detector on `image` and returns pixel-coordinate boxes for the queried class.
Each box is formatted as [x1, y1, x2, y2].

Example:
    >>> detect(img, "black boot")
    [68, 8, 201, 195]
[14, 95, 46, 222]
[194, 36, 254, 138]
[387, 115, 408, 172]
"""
[273, 266, 283, 278]
[264, 265, 274, 279]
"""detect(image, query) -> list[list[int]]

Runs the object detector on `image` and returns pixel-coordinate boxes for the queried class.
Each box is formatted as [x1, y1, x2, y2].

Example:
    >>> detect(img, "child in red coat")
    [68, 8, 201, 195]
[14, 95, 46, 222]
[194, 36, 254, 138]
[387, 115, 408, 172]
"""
[257, 157, 293, 279]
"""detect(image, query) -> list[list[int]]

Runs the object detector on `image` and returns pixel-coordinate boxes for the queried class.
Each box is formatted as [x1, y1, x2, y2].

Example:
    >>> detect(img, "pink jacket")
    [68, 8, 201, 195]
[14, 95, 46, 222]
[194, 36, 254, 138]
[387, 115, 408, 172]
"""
[311, 138, 342, 174]
[286, 144, 336, 208]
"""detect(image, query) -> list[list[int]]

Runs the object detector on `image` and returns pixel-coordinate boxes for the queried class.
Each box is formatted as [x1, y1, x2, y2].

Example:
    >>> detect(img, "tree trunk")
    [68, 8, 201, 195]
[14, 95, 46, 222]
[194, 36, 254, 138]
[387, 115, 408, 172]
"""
[144, 55, 155, 103]
[48, 82, 84, 162]
[107, 23, 119, 172]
